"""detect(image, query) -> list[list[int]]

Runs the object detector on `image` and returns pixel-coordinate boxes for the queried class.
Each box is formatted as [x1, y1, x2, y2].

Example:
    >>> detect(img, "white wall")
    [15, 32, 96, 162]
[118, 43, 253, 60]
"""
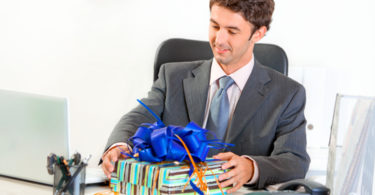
[270, 0, 375, 149]
[0, 0, 374, 167]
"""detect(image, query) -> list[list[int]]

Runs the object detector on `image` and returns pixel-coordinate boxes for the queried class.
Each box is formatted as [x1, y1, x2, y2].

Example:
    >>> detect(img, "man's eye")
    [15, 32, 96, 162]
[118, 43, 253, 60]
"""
[212, 25, 219, 29]
[229, 30, 236, 35]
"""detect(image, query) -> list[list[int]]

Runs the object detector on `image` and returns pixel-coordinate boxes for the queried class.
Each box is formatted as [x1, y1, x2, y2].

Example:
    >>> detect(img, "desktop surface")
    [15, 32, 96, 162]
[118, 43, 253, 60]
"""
[0, 176, 257, 195]
[0, 176, 108, 195]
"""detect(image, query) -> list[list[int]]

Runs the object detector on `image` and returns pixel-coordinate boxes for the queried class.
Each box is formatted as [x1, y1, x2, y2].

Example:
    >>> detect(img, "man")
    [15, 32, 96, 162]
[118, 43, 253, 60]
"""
[101, 0, 310, 192]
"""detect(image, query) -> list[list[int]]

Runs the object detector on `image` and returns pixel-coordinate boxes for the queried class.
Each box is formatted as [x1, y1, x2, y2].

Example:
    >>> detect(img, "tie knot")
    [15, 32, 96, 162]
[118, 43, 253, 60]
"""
[219, 76, 234, 91]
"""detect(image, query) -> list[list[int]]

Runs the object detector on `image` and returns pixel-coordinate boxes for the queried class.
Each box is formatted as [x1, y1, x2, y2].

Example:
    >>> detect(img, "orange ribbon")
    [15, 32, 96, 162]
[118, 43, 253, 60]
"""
[175, 134, 224, 194]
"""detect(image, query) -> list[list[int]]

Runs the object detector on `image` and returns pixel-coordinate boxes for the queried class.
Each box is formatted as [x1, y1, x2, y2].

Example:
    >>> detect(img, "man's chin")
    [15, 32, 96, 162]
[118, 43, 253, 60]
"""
[215, 57, 231, 66]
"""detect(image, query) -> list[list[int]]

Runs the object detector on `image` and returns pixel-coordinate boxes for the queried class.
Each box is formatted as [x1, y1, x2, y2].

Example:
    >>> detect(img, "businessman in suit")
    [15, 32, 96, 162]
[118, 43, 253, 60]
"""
[101, 0, 310, 192]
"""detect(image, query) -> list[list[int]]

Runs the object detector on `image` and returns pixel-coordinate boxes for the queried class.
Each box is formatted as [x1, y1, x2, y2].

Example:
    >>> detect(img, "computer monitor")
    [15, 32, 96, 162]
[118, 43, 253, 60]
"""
[0, 89, 70, 185]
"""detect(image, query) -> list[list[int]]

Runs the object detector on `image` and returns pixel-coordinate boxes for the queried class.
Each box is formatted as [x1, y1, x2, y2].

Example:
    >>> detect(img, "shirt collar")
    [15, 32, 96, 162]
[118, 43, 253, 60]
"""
[209, 56, 254, 91]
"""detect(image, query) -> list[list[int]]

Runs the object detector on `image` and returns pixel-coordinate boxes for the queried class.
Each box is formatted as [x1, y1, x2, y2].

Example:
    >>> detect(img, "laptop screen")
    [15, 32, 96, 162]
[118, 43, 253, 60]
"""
[0, 89, 70, 185]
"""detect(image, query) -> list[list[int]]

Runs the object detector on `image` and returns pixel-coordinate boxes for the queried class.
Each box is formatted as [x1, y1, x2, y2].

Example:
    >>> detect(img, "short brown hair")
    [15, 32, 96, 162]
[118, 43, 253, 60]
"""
[209, 0, 275, 31]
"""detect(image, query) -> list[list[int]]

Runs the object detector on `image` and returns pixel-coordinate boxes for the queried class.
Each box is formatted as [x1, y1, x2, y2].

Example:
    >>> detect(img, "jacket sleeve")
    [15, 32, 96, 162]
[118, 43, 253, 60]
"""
[251, 85, 310, 188]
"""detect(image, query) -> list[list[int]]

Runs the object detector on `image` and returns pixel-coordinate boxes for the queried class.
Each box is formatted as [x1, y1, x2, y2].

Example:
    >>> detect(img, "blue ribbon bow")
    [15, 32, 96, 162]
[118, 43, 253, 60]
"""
[126, 99, 233, 163]
[123, 99, 233, 194]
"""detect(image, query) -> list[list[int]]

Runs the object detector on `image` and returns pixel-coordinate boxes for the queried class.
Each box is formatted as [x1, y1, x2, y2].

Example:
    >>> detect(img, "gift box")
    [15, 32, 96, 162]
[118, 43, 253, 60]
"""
[110, 158, 230, 195]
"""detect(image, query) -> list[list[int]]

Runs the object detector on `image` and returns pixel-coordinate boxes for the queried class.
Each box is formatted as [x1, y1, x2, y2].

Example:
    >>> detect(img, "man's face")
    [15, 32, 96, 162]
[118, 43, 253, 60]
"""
[209, 4, 255, 68]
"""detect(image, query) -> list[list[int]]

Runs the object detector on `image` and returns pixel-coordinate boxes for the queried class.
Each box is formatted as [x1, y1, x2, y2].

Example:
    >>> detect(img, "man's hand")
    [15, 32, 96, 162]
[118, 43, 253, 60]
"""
[213, 152, 254, 193]
[101, 145, 130, 179]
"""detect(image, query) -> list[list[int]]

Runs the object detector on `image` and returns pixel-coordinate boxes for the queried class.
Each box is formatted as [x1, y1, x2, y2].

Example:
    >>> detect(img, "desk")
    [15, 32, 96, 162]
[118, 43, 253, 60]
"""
[0, 176, 256, 195]
[1, 147, 328, 195]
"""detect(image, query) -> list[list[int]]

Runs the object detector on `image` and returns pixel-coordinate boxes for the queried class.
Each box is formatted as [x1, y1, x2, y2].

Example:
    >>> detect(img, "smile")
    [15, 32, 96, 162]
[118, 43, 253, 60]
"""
[215, 47, 230, 54]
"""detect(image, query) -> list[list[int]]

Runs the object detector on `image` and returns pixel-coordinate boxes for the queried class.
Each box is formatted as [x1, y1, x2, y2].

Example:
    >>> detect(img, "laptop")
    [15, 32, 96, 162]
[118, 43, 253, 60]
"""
[0, 89, 106, 185]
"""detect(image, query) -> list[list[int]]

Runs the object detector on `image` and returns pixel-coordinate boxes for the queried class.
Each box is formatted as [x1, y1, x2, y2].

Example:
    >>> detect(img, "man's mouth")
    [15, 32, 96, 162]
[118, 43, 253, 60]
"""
[215, 47, 230, 54]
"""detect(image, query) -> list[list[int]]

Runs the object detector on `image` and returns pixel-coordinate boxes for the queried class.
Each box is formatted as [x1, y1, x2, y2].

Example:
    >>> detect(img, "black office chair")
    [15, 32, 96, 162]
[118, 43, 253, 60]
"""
[153, 38, 288, 81]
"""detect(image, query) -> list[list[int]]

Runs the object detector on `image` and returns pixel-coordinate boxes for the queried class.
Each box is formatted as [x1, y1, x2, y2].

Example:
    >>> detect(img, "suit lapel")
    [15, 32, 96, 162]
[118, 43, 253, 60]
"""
[183, 60, 212, 126]
[226, 60, 271, 143]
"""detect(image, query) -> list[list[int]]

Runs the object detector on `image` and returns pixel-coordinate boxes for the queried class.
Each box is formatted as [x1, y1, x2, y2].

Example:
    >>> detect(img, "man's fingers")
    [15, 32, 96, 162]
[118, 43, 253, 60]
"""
[109, 150, 119, 164]
[219, 177, 236, 188]
[101, 145, 132, 179]
[102, 167, 111, 179]
[218, 169, 235, 181]
[213, 152, 235, 160]
[218, 155, 252, 193]
[219, 171, 243, 193]
[222, 157, 239, 169]
[226, 180, 243, 194]
[101, 149, 122, 178]
[102, 157, 113, 178]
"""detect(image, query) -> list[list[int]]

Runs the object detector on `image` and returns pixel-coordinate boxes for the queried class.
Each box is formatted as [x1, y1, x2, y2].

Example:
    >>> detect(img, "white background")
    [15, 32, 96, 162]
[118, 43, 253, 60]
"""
[0, 0, 374, 168]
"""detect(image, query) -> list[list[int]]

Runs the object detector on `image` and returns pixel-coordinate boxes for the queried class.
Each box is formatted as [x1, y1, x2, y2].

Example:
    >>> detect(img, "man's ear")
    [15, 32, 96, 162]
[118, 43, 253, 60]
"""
[251, 26, 267, 43]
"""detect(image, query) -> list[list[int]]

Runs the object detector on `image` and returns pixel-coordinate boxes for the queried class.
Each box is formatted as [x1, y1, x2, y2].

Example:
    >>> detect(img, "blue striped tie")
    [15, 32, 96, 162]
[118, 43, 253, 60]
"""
[206, 76, 235, 143]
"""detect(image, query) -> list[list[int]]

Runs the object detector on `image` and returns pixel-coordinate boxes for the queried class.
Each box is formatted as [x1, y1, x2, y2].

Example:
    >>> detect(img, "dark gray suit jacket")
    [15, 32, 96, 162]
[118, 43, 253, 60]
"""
[105, 59, 310, 188]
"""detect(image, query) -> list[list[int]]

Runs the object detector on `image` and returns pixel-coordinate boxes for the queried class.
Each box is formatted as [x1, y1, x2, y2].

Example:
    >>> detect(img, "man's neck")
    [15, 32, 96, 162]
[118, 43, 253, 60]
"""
[219, 55, 253, 75]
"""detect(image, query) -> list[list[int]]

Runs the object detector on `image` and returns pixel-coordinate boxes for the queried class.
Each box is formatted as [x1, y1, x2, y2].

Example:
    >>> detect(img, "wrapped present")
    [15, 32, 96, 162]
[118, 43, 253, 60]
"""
[110, 158, 230, 195]
[109, 100, 234, 194]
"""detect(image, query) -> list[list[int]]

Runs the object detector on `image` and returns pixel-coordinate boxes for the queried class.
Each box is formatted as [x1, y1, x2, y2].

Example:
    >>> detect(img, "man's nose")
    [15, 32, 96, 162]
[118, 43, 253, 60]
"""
[215, 30, 228, 46]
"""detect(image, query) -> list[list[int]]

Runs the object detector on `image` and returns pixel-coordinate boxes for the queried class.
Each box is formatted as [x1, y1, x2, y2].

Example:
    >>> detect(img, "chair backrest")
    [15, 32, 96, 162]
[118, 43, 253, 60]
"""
[153, 38, 288, 81]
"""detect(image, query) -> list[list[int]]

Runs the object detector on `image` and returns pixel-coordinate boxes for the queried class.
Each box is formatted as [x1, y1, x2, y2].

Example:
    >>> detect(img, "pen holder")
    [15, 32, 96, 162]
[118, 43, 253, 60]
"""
[53, 164, 86, 195]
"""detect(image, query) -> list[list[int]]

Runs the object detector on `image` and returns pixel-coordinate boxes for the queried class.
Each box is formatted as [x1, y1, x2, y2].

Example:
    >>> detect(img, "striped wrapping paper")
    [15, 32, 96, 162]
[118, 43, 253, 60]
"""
[110, 158, 230, 195]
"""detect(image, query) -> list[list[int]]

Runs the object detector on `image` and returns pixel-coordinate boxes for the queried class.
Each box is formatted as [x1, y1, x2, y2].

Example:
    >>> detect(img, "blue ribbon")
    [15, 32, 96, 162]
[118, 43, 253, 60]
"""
[125, 99, 233, 194]
[130, 121, 226, 162]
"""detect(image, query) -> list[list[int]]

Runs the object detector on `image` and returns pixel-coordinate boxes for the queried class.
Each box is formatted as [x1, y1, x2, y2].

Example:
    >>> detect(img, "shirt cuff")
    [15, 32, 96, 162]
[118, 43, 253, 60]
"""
[242, 155, 259, 185]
